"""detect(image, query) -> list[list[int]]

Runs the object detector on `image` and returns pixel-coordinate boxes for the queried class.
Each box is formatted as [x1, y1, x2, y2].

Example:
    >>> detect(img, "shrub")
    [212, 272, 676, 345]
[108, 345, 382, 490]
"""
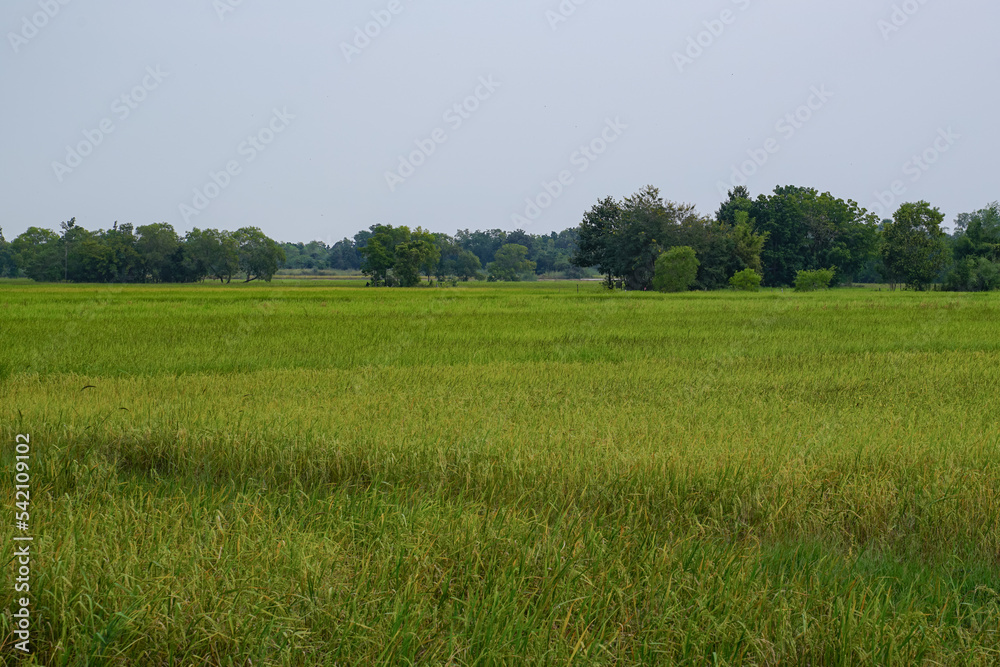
[653, 246, 700, 293]
[794, 268, 835, 292]
[729, 268, 763, 291]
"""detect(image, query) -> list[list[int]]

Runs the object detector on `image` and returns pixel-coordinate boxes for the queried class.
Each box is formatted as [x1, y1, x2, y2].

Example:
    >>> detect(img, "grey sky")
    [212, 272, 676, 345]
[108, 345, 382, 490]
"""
[2, 0, 995, 243]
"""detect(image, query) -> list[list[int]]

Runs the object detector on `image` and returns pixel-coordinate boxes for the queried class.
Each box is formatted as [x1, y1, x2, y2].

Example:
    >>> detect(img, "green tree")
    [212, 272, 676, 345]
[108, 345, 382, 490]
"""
[487, 244, 536, 281]
[653, 246, 699, 292]
[729, 268, 763, 291]
[392, 234, 438, 287]
[750, 186, 878, 286]
[945, 256, 1000, 292]
[952, 202, 1000, 263]
[0, 228, 18, 277]
[183, 228, 238, 283]
[794, 268, 836, 292]
[101, 223, 142, 283]
[360, 224, 410, 286]
[572, 196, 622, 285]
[11, 227, 62, 282]
[880, 202, 950, 290]
[454, 250, 483, 281]
[59, 218, 81, 281]
[715, 186, 753, 226]
[456, 229, 507, 268]
[233, 227, 285, 282]
[136, 223, 181, 282]
[732, 210, 768, 273]
[412, 228, 441, 283]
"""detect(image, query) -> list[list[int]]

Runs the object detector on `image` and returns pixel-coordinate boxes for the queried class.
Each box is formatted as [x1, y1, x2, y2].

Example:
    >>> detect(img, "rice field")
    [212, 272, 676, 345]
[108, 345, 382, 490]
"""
[2, 281, 1000, 665]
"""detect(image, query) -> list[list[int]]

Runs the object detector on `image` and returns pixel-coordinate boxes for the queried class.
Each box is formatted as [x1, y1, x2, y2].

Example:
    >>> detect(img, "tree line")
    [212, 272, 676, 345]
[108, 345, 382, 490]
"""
[3, 184, 996, 290]
[575, 185, 999, 292]
[0, 221, 286, 283]
[283, 227, 586, 283]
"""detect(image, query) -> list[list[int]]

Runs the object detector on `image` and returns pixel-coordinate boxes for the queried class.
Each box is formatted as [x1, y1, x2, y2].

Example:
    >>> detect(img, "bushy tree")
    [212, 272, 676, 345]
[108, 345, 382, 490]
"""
[945, 203, 1000, 291]
[328, 239, 362, 270]
[454, 250, 483, 281]
[794, 268, 836, 292]
[749, 186, 878, 286]
[0, 228, 16, 277]
[487, 244, 535, 281]
[456, 229, 507, 269]
[185, 228, 239, 283]
[880, 202, 950, 290]
[944, 256, 1000, 292]
[360, 224, 408, 286]
[729, 268, 763, 291]
[12, 227, 62, 282]
[732, 210, 768, 273]
[233, 227, 285, 282]
[653, 246, 699, 292]
[136, 223, 181, 282]
[393, 236, 438, 287]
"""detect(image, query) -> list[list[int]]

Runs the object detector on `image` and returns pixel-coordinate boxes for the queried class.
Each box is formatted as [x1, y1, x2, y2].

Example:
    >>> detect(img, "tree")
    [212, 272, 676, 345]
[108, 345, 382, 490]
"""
[729, 268, 763, 291]
[456, 229, 507, 268]
[0, 228, 19, 278]
[233, 227, 285, 282]
[572, 196, 622, 284]
[653, 246, 699, 292]
[454, 250, 483, 281]
[136, 223, 181, 282]
[945, 256, 1000, 292]
[880, 202, 950, 290]
[328, 238, 362, 270]
[749, 186, 879, 286]
[574, 187, 739, 291]
[412, 228, 441, 283]
[184, 228, 238, 282]
[732, 210, 768, 273]
[360, 224, 409, 286]
[59, 218, 80, 281]
[392, 234, 438, 287]
[715, 186, 753, 226]
[11, 227, 62, 282]
[952, 202, 1000, 262]
[487, 244, 535, 281]
[101, 223, 142, 283]
[794, 268, 836, 292]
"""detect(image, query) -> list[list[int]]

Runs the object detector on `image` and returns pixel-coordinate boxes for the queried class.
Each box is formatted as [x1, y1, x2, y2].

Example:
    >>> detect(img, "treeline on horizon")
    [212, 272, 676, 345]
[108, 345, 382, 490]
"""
[577, 185, 999, 292]
[2, 183, 997, 291]
[0, 222, 287, 284]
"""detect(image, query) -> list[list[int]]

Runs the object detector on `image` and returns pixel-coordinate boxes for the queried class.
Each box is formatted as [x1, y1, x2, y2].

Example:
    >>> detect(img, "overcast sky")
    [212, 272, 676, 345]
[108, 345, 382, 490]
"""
[2, 0, 996, 243]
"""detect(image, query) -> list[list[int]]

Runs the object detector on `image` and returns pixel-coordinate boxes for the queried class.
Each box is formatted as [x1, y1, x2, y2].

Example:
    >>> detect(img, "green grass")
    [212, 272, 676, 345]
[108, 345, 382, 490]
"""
[2, 282, 1000, 665]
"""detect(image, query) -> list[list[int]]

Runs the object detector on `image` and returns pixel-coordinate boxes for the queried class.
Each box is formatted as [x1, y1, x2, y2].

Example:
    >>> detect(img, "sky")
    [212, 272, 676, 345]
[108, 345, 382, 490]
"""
[2, 0, 996, 243]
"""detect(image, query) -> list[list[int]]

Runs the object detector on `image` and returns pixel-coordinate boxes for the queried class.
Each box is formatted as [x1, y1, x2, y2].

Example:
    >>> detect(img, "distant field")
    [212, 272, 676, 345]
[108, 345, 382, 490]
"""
[2, 282, 1000, 665]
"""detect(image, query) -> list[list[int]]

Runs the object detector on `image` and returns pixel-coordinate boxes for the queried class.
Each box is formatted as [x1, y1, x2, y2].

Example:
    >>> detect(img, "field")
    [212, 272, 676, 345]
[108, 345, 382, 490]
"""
[2, 281, 1000, 665]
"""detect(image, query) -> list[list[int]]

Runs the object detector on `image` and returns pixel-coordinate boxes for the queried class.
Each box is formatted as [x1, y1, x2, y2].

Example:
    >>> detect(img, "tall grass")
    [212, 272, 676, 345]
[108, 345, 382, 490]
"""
[1, 283, 1000, 664]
